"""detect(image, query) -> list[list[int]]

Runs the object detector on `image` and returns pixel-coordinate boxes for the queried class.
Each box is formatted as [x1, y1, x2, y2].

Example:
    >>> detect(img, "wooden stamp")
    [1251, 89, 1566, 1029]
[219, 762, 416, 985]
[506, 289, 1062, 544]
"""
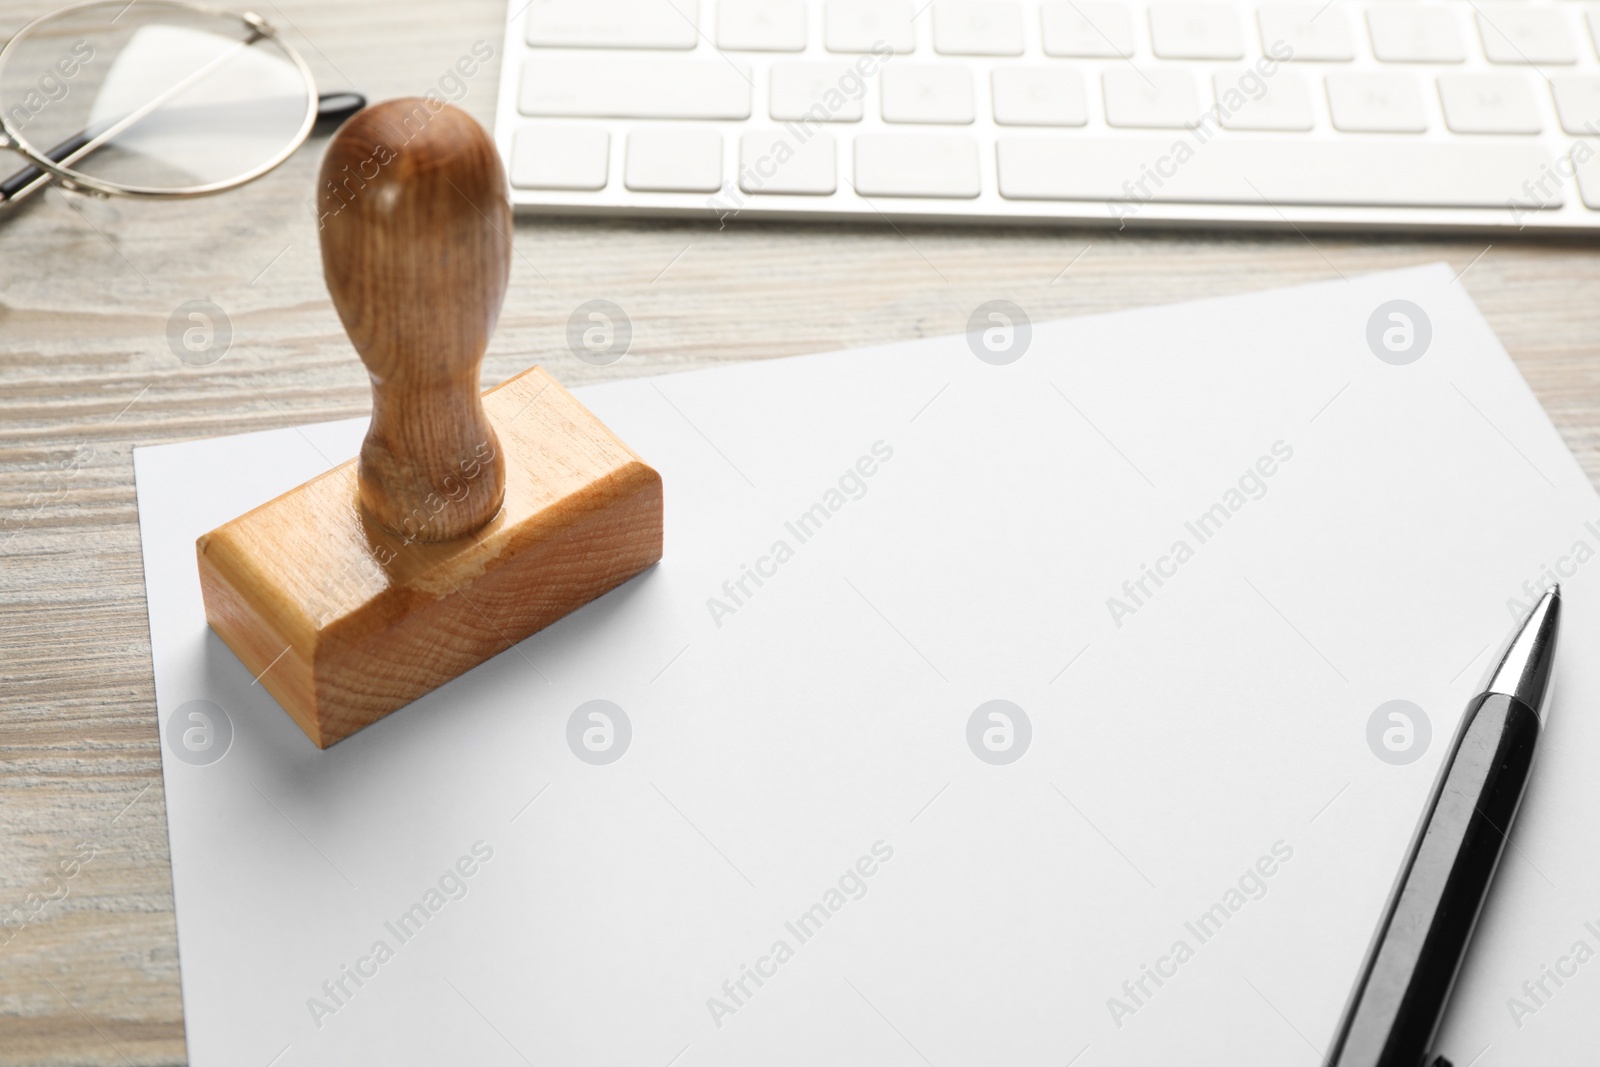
[196, 99, 663, 748]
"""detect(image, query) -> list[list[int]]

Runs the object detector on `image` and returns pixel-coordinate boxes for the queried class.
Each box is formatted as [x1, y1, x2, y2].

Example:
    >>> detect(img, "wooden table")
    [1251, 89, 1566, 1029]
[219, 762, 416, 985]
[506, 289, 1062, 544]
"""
[1, 0, 1596, 1061]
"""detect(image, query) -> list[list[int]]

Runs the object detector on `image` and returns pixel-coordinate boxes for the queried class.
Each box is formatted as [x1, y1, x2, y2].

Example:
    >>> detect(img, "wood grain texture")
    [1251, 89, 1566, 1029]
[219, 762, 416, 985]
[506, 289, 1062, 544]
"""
[319, 99, 510, 542]
[1, 0, 1599, 1062]
[198, 366, 662, 747]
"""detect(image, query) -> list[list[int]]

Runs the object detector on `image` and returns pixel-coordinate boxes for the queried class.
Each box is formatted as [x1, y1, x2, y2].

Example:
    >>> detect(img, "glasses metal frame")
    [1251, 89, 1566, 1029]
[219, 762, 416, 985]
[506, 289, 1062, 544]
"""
[0, 0, 318, 201]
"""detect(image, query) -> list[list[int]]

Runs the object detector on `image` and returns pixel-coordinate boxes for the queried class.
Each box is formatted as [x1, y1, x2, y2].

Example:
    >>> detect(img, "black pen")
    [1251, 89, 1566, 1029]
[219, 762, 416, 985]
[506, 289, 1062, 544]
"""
[1328, 586, 1561, 1067]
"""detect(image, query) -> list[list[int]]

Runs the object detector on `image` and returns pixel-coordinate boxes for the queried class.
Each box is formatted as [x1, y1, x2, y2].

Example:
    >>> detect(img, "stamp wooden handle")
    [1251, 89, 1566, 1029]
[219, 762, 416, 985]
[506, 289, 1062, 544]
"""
[318, 98, 509, 543]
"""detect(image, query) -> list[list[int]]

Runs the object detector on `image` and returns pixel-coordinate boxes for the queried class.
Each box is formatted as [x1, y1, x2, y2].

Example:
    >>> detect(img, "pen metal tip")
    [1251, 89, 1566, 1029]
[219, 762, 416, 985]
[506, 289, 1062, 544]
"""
[1486, 585, 1561, 719]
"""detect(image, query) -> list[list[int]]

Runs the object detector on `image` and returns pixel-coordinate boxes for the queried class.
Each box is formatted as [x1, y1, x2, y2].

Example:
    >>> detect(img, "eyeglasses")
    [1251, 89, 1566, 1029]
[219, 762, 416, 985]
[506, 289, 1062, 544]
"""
[0, 0, 361, 211]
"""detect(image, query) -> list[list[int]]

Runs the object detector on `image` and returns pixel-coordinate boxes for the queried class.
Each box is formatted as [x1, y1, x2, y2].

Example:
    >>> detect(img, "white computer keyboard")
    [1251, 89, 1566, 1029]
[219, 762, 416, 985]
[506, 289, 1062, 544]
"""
[491, 0, 1600, 232]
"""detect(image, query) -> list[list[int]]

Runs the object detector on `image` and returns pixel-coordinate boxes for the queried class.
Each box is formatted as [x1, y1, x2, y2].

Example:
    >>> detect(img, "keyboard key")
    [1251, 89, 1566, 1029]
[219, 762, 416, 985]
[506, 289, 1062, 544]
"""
[1256, 4, 1354, 62]
[1103, 68, 1200, 128]
[719, 0, 807, 51]
[1325, 72, 1427, 132]
[825, 0, 915, 53]
[992, 67, 1087, 126]
[625, 127, 723, 191]
[933, 1, 1025, 55]
[771, 63, 867, 121]
[1574, 146, 1600, 210]
[1040, 1, 1135, 57]
[1149, 3, 1243, 59]
[996, 137, 1558, 208]
[854, 134, 981, 197]
[1437, 74, 1540, 134]
[521, 57, 752, 119]
[881, 65, 976, 123]
[526, 0, 698, 49]
[1367, 7, 1465, 63]
[1510, 156, 1567, 214]
[1550, 76, 1600, 136]
[1214, 70, 1312, 131]
[1475, 6, 1576, 65]
[511, 125, 610, 189]
[740, 129, 838, 193]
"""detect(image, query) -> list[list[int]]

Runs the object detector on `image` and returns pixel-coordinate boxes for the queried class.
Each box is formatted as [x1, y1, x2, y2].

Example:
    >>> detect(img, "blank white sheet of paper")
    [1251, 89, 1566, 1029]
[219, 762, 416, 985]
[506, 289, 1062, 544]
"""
[134, 265, 1600, 1066]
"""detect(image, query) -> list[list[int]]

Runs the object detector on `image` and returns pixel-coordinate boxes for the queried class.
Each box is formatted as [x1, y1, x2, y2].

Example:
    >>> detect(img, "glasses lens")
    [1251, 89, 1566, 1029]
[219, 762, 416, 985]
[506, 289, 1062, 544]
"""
[0, 1, 314, 196]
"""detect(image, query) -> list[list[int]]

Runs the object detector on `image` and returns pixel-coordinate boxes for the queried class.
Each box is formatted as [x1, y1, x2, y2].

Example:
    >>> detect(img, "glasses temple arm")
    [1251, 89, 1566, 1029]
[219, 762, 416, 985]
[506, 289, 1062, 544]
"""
[1, 129, 95, 206]
[1, 91, 365, 210]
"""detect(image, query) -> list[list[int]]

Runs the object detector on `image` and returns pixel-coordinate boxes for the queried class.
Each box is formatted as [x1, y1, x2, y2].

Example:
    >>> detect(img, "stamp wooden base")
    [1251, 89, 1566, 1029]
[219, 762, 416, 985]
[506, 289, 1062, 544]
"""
[197, 366, 663, 748]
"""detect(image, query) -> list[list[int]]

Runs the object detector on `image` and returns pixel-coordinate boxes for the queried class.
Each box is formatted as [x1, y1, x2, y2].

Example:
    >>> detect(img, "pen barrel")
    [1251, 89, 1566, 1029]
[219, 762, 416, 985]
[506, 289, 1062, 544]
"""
[1328, 692, 1541, 1067]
